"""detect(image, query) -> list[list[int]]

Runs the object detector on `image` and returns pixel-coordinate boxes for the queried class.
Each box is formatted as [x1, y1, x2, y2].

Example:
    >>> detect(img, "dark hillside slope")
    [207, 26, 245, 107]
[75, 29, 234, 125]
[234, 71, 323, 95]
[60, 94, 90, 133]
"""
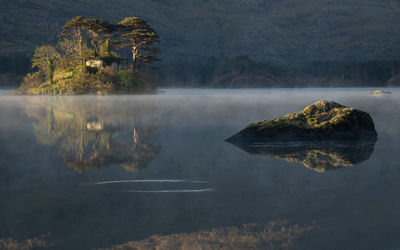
[1, 0, 400, 64]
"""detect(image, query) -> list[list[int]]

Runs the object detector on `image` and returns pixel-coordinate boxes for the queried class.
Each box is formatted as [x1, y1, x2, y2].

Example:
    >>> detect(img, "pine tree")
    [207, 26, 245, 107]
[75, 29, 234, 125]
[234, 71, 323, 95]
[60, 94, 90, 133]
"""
[117, 17, 160, 70]
[60, 16, 87, 65]
[82, 18, 113, 57]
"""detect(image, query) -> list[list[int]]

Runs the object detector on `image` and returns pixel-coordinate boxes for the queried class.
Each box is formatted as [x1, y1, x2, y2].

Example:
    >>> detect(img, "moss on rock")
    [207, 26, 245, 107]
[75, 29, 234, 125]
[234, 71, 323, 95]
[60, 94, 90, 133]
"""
[227, 101, 377, 142]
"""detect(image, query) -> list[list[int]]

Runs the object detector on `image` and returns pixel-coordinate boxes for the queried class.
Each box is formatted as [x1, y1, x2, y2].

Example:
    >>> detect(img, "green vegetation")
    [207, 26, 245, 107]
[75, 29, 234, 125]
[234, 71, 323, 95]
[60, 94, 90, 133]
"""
[15, 16, 159, 95]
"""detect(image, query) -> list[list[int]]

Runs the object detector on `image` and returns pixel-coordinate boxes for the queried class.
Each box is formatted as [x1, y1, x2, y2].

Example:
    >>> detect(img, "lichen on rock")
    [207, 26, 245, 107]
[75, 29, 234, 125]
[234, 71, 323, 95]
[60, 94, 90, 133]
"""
[227, 100, 377, 143]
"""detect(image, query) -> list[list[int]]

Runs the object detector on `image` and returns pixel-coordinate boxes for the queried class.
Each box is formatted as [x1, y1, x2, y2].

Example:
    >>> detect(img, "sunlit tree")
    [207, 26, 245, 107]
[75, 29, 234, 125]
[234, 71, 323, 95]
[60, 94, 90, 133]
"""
[83, 18, 114, 57]
[60, 16, 87, 64]
[32, 45, 61, 84]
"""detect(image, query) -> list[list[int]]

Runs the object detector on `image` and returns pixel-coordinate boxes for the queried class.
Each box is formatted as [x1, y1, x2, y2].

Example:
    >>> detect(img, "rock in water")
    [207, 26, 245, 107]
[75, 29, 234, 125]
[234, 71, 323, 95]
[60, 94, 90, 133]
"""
[227, 101, 377, 143]
[369, 90, 392, 95]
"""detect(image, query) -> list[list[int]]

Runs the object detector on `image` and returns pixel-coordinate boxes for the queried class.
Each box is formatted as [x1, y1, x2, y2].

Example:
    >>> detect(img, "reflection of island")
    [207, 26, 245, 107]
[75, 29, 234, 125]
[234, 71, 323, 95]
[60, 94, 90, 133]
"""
[229, 141, 375, 172]
[100, 220, 316, 250]
[23, 98, 159, 172]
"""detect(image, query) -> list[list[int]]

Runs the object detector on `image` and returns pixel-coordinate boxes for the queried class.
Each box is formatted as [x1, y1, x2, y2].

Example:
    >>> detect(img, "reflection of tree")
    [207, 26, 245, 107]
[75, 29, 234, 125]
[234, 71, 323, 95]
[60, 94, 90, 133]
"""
[99, 220, 316, 250]
[23, 98, 159, 173]
[229, 141, 375, 173]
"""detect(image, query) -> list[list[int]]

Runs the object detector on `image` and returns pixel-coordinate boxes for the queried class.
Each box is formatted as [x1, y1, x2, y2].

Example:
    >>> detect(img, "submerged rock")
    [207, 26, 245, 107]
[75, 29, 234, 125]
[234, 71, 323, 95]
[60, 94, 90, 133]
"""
[231, 141, 375, 172]
[369, 90, 392, 95]
[227, 100, 377, 143]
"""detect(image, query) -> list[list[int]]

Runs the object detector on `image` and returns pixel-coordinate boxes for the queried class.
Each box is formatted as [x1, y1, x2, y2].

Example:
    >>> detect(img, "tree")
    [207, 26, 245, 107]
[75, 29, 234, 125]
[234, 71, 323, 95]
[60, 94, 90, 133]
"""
[58, 38, 82, 67]
[117, 17, 160, 69]
[32, 45, 60, 84]
[82, 18, 113, 57]
[60, 16, 87, 64]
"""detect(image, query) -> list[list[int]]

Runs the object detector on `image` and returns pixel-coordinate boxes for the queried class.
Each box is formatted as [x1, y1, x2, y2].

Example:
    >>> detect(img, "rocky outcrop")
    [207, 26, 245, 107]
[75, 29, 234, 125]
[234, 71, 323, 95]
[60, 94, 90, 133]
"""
[227, 101, 377, 143]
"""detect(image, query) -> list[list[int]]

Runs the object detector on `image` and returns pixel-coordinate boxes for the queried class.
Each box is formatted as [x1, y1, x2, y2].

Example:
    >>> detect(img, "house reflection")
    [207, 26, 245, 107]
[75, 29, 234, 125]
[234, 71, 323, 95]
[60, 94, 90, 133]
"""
[228, 141, 376, 172]
[23, 98, 159, 173]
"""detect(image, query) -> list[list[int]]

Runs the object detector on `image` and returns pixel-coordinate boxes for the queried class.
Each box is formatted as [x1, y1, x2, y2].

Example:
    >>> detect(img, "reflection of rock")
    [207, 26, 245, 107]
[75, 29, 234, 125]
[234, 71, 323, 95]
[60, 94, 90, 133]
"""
[229, 141, 375, 172]
[99, 220, 316, 250]
[227, 101, 377, 143]
[22, 98, 160, 173]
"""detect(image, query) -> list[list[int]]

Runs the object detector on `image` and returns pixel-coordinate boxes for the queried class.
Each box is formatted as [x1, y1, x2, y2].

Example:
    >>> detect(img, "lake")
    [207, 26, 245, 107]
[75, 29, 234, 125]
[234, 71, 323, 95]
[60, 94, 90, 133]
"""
[1, 88, 400, 249]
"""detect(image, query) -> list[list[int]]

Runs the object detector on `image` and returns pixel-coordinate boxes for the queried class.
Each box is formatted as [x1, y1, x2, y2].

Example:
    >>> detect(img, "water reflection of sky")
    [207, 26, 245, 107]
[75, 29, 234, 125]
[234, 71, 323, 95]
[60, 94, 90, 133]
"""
[0, 89, 400, 249]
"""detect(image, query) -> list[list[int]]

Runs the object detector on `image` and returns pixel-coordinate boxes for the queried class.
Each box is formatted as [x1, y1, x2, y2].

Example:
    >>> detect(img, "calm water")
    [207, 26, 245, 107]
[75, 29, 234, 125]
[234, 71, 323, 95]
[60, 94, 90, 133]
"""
[0, 88, 400, 249]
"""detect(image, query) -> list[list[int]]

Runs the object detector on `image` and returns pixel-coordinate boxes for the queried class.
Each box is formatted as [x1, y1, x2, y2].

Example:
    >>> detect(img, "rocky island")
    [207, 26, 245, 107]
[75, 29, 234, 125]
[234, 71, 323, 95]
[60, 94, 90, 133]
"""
[15, 16, 159, 95]
[227, 101, 377, 143]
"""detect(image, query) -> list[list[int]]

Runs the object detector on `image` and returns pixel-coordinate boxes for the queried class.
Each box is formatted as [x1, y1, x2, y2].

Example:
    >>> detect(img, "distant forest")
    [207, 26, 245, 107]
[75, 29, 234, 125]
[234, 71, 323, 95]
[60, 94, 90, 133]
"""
[1, 53, 400, 88]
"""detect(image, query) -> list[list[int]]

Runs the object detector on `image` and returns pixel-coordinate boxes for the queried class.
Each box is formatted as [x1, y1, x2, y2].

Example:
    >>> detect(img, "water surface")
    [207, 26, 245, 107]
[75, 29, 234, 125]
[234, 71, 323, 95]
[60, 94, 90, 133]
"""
[1, 88, 400, 249]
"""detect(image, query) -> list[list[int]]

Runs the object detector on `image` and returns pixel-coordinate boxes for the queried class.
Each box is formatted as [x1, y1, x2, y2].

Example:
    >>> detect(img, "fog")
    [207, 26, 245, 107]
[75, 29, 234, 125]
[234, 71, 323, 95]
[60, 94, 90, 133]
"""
[0, 88, 400, 249]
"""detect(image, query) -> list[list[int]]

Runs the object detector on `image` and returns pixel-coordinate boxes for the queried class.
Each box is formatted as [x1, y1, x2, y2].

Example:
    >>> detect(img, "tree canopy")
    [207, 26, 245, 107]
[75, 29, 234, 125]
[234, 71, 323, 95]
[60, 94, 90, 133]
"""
[58, 16, 159, 70]
[31, 45, 61, 84]
[118, 17, 160, 69]
[17, 16, 160, 95]
[82, 18, 114, 57]
[60, 16, 87, 65]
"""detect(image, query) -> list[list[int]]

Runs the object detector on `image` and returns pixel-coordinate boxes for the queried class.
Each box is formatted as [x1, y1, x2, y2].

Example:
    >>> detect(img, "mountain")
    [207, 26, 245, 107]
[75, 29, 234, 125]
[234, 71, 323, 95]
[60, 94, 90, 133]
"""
[1, 0, 400, 64]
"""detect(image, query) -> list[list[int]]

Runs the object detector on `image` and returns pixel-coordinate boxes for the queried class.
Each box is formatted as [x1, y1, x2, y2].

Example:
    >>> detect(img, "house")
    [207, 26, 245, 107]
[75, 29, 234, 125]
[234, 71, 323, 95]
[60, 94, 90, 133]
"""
[85, 58, 128, 70]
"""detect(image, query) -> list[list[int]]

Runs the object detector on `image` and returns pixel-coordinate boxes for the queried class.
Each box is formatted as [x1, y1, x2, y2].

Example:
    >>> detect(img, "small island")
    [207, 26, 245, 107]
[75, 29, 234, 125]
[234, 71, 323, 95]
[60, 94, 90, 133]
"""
[16, 16, 160, 95]
[369, 90, 392, 95]
[227, 100, 377, 142]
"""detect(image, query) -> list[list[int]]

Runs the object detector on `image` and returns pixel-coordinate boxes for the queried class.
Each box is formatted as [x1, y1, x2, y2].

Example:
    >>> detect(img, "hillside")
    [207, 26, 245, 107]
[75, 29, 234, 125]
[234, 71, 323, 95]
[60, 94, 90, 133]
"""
[1, 0, 400, 64]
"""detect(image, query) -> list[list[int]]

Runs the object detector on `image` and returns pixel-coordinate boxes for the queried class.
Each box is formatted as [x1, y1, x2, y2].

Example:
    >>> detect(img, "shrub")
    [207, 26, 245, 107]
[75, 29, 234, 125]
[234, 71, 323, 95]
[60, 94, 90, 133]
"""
[15, 72, 45, 94]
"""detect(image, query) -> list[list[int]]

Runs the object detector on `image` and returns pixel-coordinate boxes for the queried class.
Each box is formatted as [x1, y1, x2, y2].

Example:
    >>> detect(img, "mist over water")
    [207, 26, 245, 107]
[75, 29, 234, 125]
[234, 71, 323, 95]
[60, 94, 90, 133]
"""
[1, 88, 400, 249]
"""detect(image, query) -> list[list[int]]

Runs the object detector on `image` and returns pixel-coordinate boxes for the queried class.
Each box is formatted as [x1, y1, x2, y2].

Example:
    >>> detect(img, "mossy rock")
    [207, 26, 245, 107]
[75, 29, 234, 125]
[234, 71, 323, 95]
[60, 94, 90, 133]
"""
[227, 101, 377, 143]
